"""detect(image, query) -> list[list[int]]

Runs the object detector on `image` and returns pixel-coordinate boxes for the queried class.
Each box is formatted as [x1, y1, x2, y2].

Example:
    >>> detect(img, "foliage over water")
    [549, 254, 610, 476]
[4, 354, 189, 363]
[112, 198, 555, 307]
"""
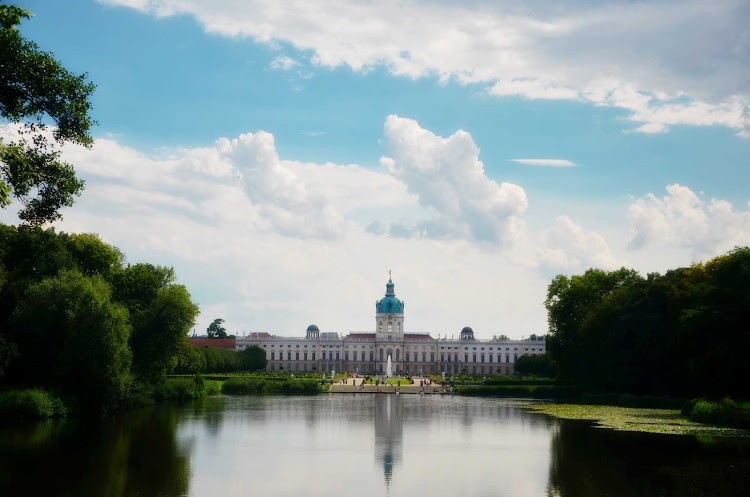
[523, 403, 750, 438]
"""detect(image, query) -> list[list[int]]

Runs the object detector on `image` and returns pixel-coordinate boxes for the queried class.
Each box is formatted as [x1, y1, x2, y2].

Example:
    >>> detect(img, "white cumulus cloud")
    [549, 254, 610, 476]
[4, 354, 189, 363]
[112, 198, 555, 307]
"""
[628, 184, 750, 256]
[539, 215, 618, 274]
[375, 115, 527, 244]
[100, 0, 750, 136]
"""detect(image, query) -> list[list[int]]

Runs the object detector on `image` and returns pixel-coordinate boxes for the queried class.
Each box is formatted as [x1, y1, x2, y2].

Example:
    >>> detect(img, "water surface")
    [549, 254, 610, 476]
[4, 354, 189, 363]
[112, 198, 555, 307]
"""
[1, 395, 748, 496]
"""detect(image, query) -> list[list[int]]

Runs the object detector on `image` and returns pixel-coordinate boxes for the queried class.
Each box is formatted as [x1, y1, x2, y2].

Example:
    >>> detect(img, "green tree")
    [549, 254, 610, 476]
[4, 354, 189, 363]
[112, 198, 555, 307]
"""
[0, 4, 96, 224]
[239, 345, 267, 371]
[12, 270, 132, 412]
[207, 318, 227, 339]
[111, 264, 199, 381]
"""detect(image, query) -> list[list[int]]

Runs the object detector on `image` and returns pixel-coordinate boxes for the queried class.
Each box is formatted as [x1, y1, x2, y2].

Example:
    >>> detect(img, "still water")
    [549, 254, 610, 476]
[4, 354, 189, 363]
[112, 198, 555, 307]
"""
[1, 395, 748, 496]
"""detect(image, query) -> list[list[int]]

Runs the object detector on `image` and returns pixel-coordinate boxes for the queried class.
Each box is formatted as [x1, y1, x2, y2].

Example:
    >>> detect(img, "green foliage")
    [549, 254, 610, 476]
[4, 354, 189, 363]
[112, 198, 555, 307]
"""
[524, 403, 750, 437]
[12, 270, 132, 412]
[0, 3, 96, 223]
[686, 398, 750, 429]
[545, 247, 750, 398]
[514, 353, 557, 377]
[222, 378, 323, 395]
[0, 223, 200, 416]
[457, 384, 580, 399]
[0, 388, 67, 421]
[239, 345, 267, 371]
[206, 318, 227, 339]
[112, 264, 199, 382]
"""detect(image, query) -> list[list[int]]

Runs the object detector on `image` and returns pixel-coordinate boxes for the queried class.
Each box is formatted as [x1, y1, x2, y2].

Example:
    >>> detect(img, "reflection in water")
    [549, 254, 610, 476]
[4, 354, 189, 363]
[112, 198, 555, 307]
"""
[547, 419, 750, 497]
[1, 396, 749, 497]
[0, 404, 191, 496]
[374, 395, 403, 489]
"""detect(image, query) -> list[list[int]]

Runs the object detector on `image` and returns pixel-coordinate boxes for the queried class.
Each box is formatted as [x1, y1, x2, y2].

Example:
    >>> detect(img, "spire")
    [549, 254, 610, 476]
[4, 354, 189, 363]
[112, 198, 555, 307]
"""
[385, 273, 395, 296]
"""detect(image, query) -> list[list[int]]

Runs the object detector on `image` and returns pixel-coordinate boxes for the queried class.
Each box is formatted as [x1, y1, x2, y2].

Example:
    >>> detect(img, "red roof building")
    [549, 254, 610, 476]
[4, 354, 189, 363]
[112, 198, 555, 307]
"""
[187, 338, 237, 349]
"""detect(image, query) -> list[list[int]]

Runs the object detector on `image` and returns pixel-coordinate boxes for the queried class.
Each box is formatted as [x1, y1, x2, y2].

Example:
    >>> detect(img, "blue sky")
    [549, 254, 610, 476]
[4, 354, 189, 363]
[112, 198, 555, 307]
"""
[6, 0, 750, 337]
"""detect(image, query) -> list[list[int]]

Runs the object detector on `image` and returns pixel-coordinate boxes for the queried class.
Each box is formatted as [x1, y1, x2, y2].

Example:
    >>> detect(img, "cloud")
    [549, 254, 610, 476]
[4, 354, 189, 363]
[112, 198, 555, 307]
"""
[628, 184, 750, 256]
[539, 215, 617, 274]
[377, 115, 527, 244]
[269, 55, 299, 71]
[510, 159, 576, 167]
[101, 0, 750, 136]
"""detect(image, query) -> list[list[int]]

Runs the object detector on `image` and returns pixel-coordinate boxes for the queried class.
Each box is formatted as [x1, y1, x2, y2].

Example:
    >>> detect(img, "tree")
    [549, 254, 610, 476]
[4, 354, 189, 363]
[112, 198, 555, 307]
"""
[0, 4, 96, 224]
[12, 270, 132, 412]
[111, 264, 199, 381]
[492, 334, 510, 341]
[239, 345, 267, 371]
[207, 318, 227, 339]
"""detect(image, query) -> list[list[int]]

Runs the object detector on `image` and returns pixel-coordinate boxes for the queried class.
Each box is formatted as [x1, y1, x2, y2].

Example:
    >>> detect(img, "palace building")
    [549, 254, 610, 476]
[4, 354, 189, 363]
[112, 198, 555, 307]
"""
[235, 275, 546, 375]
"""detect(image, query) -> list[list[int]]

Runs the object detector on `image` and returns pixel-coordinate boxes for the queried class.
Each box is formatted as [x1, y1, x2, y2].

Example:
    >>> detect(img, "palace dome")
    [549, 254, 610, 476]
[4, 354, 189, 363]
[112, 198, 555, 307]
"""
[376, 278, 404, 314]
[461, 327, 473, 334]
[306, 324, 319, 332]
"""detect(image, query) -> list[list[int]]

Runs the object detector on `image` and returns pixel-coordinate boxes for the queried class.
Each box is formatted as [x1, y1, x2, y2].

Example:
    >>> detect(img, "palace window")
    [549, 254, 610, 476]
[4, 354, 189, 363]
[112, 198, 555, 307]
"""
[430, 353, 434, 362]
[464, 354, 468, 363]
[473, 354, 476, 363]
[505, 354, 509, 363]
[441, 353, 445, 362]
[336, 352, 340, 360]
[312, 352, 316, 361]
[287, 352, 291, 360]
[481, 354, 485, 363]
[396, 350, 400, 361]
[406, 353, 410, 362]
[388, 323, 392, 333]
[271, 352, 275, 361]
[422, 353, 427, 362]
[304, 352, 308, 361]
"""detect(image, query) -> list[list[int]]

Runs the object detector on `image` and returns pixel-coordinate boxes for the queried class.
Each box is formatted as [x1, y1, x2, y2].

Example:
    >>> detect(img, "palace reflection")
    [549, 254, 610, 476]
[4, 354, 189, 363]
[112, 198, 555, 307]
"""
[374, 395, 403, 488]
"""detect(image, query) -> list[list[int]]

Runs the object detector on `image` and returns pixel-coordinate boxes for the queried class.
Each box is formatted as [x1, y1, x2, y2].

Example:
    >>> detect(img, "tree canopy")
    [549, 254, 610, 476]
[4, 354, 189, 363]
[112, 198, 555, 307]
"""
[0, 4, 96, 224]
[207, 318, 228, 339]
[545, 247, 750, 398]
[0, 223, 200, 412]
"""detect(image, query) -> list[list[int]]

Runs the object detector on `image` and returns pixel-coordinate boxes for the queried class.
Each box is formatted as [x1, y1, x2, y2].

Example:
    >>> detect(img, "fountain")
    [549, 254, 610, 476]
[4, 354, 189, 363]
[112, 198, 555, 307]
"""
[386, 354, 393, 378]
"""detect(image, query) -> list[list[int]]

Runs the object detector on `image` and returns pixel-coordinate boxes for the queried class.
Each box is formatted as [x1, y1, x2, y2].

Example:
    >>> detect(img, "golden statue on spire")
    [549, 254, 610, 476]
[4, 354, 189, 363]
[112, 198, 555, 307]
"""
[388, 269, 392, 280]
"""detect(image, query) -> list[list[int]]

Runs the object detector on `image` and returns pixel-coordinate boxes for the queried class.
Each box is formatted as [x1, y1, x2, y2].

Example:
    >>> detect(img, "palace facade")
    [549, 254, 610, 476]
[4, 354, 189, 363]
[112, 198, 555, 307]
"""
[235, 277, 546, 375]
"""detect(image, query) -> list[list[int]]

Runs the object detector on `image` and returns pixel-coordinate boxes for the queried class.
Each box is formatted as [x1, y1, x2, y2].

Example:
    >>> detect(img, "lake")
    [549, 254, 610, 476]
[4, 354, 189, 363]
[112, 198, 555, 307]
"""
[1, 394, 748, 496]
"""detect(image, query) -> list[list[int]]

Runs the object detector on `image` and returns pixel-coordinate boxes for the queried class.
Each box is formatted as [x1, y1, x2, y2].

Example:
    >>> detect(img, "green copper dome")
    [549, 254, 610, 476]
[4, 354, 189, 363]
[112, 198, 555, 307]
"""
[376, 278, 404, 314]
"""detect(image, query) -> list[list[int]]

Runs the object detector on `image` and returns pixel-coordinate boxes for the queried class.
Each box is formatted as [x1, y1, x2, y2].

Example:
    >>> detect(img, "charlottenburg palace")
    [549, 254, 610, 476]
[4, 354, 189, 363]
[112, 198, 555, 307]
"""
[232, 276, 546, 376]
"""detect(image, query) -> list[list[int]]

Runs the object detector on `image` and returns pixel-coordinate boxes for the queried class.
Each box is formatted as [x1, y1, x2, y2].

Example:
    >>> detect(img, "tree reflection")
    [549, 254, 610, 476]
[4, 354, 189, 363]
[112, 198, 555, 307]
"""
[547, 419, 750, 497]
[0, 406, 192, 496]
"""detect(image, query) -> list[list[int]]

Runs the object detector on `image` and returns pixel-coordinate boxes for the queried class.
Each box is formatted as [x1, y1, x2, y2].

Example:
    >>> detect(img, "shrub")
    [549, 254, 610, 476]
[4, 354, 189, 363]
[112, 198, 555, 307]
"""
[0, 389, 67, 421]
[687, 398, 750, 429]
[222, 378, 322, 395]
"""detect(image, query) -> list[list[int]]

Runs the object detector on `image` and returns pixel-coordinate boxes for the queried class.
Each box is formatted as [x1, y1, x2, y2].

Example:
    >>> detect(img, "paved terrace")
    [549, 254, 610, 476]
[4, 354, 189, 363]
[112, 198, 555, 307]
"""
[328, 377, 447, 394]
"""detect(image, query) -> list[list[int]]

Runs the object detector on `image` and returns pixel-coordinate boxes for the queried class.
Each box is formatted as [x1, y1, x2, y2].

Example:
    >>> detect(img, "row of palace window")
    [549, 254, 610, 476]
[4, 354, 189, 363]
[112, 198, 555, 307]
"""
[442, 353, 519, 363]
[266, 361, 516, 375]
[269, 350, 523, 364]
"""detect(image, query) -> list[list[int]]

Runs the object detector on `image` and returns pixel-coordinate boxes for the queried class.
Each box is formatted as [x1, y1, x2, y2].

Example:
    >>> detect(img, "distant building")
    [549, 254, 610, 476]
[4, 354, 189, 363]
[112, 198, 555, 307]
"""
[235, 276, 546, 375]
[188, 337, 236, 350]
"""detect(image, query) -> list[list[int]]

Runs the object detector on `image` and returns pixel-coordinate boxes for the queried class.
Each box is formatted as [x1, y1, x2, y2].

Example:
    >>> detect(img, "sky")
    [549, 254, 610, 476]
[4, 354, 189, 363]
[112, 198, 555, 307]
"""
[2, 0, 749, 338]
